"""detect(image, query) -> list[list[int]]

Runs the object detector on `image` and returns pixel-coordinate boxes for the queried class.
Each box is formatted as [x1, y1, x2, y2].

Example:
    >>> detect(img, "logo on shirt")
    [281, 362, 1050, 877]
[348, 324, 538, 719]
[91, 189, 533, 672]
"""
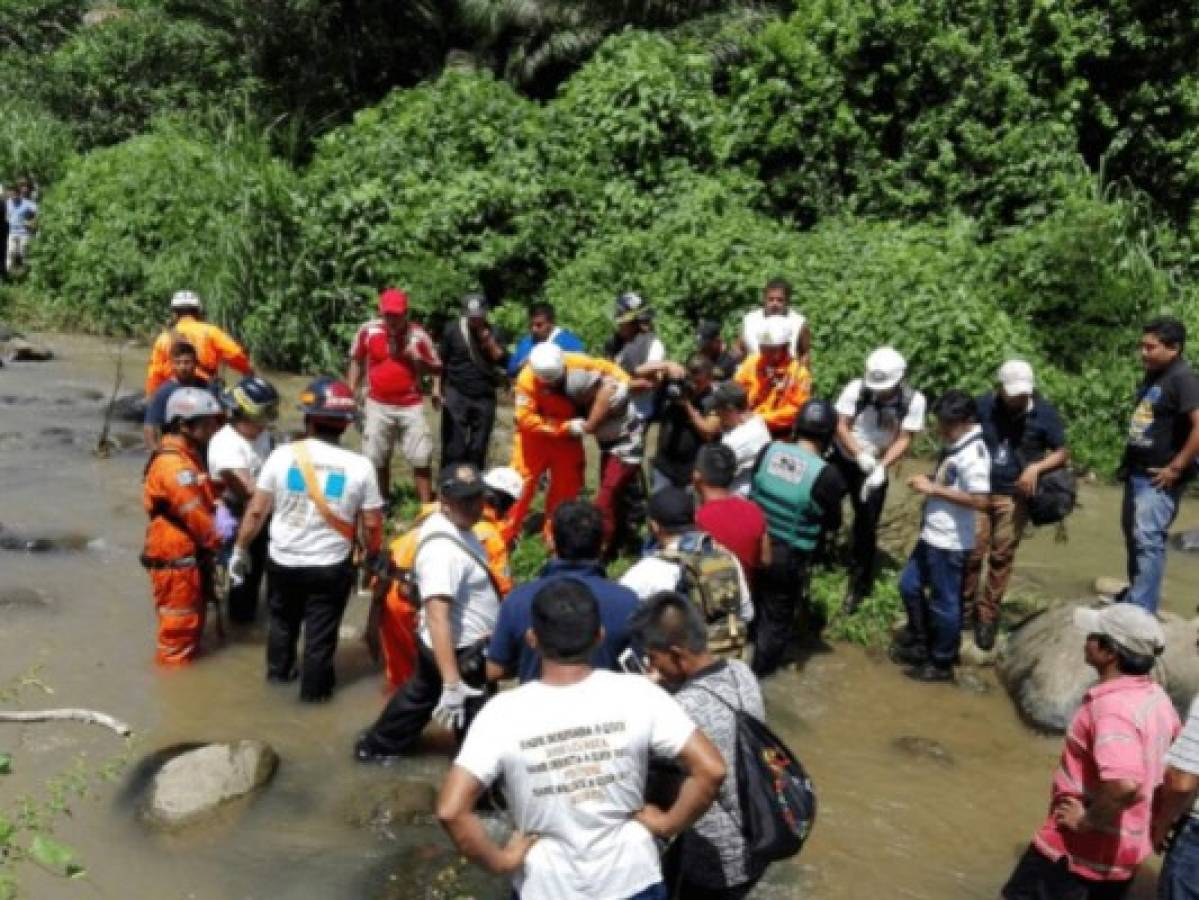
[766, 452, 808, 484]
[1128, 385, 1160, 448]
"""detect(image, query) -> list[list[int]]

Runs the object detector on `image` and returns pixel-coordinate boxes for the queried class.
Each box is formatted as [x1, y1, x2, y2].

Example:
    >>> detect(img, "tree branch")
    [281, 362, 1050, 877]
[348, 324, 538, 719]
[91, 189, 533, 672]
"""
[0, 709, 132, 737]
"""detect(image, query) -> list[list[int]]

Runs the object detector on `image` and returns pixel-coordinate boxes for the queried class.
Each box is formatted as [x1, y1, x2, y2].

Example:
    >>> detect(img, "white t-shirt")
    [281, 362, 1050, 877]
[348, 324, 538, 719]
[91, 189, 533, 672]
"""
[833, 378, 927, 458]
[455, 670, 697, 900]
[255, 438, 383, 567]
[414, 512, 499, 649]
[722, 415, 771, 497]
[741, 309, 806, 356]
[208, 424, 272, 480]
[920, 426, 991, 551]
[620, 546, 755, 622]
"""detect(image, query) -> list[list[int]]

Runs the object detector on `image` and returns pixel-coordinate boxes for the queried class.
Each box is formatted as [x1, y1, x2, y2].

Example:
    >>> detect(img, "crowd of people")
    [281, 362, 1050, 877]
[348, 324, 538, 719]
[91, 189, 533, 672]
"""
[135, 281, 1199, 899]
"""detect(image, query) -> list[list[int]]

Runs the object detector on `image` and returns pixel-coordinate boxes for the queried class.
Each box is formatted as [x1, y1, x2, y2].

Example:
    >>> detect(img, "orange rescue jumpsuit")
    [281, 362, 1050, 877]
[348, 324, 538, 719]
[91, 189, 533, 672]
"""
[145, 314, 253, 395]
[141, 435, 222, 665]
[378, 503, 512, 689]
[734, 353, 812, 437]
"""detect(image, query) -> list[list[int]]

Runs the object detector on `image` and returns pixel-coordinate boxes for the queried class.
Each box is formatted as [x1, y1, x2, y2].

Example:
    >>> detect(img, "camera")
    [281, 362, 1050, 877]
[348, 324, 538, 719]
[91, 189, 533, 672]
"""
[662, 378, 688, 403]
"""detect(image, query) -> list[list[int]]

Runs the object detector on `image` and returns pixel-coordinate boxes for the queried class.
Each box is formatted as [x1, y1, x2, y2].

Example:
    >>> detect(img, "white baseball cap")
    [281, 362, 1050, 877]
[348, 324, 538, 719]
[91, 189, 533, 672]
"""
[1073, 603, 1165, 658]
[529, 342, 565, 382]
[998, 359, 1035, 396]
[483, 466, 524, 501]
[863, 347, 906, 392]
[170, 290, 202, 311]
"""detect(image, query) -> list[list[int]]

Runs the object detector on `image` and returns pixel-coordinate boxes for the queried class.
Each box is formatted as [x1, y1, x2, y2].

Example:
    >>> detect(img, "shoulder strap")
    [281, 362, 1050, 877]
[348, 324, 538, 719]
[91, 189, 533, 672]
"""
[414, 531, 504, 601]
[290, 440, 357, 542]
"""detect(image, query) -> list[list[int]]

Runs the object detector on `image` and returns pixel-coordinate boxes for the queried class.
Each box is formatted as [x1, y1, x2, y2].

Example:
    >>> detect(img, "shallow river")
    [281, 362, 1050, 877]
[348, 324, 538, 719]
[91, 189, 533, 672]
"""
[2, 334, 1196, 899]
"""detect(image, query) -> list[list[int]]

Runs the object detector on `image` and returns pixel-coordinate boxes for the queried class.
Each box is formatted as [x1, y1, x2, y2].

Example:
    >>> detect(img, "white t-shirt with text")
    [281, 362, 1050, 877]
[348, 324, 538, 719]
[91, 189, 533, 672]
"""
[833, 378, 926, 458]
[414, 512, 499, 649]
[722, 415, 771, 497]
[255, 438, 383, 567]
[920, 426, 991, 551]
[455, 670, 697, 900]
[741, 308, 806, 356]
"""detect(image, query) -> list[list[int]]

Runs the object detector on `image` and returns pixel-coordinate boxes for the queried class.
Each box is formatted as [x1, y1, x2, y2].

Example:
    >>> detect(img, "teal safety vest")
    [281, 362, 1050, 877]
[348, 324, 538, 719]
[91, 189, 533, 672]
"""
[750, 442, 826, 551]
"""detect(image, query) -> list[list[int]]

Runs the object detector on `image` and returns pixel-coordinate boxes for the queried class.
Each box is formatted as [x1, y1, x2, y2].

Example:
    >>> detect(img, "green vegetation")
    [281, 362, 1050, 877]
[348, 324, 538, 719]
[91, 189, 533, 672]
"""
[5, 1, 1199, 472]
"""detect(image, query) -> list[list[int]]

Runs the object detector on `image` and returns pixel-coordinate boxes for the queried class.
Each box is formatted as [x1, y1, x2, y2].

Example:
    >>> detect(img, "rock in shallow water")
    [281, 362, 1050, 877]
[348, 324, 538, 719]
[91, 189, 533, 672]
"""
[142, 740, 278, 828]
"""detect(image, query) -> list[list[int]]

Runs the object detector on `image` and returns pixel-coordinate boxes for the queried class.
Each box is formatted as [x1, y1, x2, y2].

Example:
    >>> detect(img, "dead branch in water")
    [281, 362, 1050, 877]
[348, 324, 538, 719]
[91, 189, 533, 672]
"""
[0, 708, 131, 736]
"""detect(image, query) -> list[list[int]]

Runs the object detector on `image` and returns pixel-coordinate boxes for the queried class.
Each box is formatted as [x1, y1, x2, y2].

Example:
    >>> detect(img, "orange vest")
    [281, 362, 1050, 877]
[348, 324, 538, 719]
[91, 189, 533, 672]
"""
[733, 354, 812, 436]
[145, 316, 252, 395]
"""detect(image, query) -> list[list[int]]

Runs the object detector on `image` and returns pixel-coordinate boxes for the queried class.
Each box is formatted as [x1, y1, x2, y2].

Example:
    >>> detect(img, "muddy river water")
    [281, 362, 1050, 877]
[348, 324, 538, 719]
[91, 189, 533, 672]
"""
[2, 334, 1197, 899]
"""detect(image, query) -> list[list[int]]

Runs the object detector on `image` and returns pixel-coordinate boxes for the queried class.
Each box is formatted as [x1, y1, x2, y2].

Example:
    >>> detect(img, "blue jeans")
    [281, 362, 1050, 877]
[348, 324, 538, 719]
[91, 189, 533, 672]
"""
[1121, 475, 1181, 612]
[516, 884, 666, 900]
[1160, 817, 1199, 900]
[899, 540, 966, 667]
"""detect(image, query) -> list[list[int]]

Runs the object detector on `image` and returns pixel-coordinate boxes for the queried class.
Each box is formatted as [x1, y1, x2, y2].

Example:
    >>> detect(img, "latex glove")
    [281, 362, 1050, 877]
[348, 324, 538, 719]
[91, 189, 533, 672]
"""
[567, 418, 588, 437]
[860, 464, 886, 502]
[855, 451, 878, 476]
[214, 504, 238, 543]
[228, 546, 250, 588]
[432, 682, 484, 731]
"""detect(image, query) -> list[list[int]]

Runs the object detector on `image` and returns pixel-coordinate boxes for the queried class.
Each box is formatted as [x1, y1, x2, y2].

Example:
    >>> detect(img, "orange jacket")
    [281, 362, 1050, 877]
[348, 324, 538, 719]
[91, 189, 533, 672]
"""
[145, 315, 253, 395]
[734, 353, 812, 436]
[142, 435, 222, 561]
[513, 352, 628, 439]
[389, 503, 511, 596]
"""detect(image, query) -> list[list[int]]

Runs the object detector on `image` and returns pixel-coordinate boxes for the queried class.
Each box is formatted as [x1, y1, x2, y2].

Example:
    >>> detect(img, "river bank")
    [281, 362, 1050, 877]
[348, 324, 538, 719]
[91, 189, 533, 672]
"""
[0, 333, 1194, 898]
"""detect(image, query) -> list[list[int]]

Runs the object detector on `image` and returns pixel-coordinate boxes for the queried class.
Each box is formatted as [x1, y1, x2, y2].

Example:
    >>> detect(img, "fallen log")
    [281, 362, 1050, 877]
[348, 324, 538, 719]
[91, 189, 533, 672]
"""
[0, 708, 131, 736]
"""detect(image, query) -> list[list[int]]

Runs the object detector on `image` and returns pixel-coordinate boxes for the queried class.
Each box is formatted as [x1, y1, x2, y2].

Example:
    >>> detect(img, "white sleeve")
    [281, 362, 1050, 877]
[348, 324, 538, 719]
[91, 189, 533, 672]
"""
[901, 391, 927, 433]
[454, 702, 504, 786]
[647, 339, 666, 364]
[834, 380, 862, 419]
[255, 447, 285, 494]
[359, 458, 385, 511]
[643, 681, 698, 760]
[414, 539, 463, 601]
[208, 433, 245, 477]
[962, 447, 991, 494]
[618, 561, 655, 601]
[741, 312, 760, 352]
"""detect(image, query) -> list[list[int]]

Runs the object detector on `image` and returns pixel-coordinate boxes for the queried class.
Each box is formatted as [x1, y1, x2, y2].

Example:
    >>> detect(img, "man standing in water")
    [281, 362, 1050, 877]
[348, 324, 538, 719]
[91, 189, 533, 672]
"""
[1118, 316, 1199, 612]
[1001, 603, 1179, 900]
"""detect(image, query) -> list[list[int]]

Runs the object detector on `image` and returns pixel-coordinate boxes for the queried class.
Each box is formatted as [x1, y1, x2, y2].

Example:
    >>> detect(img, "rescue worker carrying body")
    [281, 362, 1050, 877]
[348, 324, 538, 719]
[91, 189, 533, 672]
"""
[208, 376, 279, 623]
[141, 387, 226, 666]
[231, 377, 384, 702]
[733, 317, 812, 439]
[369, 465, 520, 690]
[144, 290, 254, 396]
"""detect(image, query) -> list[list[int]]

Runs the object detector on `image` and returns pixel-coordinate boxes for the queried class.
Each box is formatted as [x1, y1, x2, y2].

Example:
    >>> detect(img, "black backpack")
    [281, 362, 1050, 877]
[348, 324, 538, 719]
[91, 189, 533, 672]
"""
[1026, 467, 1077, 526]
[696, 686, 817, 871]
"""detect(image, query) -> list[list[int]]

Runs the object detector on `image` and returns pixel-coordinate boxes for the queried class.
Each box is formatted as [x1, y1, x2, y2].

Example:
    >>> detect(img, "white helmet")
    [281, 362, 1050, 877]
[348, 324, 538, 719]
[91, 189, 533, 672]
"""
[165, 387, 223, 424]
[758, 317, 793, 349]
[170, 290, 203, 311]
[863, 347, 906, 392]
[483, 466, 524, 502]
[529, 342, 566, 382]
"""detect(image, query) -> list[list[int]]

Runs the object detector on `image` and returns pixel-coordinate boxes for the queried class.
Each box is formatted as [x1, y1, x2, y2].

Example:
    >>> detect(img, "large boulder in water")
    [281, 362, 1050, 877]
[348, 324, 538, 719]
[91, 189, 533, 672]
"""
[111, 391, 147, 424]
[999, 600, 1199, 733]
[4, 337, 53, 361]
[141, 740, 278, 828]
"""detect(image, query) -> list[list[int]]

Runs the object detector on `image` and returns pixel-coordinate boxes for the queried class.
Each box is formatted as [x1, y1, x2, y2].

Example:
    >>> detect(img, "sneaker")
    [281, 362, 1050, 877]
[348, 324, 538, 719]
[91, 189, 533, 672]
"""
[893, 626, 921, 649]
[888, 642, 928, 666]
[904, 662, 954, 684]
[353, 733, 403, 766]
[974, 620, 997, 652]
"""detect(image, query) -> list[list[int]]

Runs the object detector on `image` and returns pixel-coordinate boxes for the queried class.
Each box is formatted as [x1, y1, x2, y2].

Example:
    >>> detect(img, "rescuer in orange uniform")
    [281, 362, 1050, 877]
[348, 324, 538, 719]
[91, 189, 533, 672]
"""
[141, 387, 226, 665]
[733, 316, 812, 438]
[144, 290, 254, 395]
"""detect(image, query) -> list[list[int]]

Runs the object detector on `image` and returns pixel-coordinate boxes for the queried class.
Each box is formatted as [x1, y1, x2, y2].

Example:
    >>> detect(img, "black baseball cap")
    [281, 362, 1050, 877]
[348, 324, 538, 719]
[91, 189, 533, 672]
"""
[648, 486, 694, 531]
[439, 462, 485, 499]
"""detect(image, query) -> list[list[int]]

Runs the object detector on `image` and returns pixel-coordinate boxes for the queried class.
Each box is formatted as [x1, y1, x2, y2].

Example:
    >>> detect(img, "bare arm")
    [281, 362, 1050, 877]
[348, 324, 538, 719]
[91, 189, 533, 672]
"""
[347, 357, 364, 397]
[1055, 778, 1140, 834]
[217, 467, 256, 502]
[1155, 408, 1199, 488]
[361, 507, 384, 557]
[584, 381, 618, 434]
[234, 490, 274, 550]
[437, 766, 538, 875]
[835, 414, 862, 459]
[880, 430, 915, 469]
[796, 323, 811, 369]
[143, 424, 160, 451]
[426, 596, 461, 685]
[635, 731, 726, 839]
[1152, 767, 1199, 850]
[759, 530, 772, 568]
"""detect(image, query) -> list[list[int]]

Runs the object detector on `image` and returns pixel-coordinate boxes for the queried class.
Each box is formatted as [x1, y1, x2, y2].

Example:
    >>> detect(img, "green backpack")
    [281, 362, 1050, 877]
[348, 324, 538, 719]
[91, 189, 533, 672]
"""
[658, 531, 747, 661]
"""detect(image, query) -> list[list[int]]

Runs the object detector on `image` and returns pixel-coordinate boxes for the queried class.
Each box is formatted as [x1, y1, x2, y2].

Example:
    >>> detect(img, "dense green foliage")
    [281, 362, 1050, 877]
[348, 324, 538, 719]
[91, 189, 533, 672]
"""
[7, 2, 1199, 474]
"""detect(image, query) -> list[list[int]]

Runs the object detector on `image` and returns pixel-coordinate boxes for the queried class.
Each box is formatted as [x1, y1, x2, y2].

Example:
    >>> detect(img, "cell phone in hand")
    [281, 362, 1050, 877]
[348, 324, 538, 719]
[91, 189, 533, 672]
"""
[619, 648, 648, 675]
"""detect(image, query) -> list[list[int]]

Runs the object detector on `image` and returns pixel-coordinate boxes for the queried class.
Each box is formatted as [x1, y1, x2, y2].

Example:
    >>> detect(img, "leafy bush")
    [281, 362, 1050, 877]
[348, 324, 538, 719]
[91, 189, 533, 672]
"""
[0, 98, 76, 184]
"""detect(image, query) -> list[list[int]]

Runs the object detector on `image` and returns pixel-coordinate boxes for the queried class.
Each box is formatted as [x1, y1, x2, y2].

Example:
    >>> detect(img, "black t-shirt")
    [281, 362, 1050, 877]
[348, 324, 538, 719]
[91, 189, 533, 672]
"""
[976, 392, 1067, 495]
[708, 350, 741, 382]
[651, 385, 715, 486]
[1124, 358, 1199, 475]
[439, 319, 509, 399]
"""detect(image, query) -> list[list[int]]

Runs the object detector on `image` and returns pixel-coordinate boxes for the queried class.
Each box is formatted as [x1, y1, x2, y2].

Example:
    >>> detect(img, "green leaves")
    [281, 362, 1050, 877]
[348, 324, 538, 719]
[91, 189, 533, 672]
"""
[28, 835, 84, 879]
[0, 755, 10, 776]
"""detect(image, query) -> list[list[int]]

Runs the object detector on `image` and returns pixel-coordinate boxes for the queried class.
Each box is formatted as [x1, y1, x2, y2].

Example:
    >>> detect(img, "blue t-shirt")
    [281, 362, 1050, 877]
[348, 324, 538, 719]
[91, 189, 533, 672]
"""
[144, 377, 216, 428]
[487, 559, 640, 683]
[6, 198, 36, 237]
[975, 391, 1066, 495]
[506, 328, 585, 378]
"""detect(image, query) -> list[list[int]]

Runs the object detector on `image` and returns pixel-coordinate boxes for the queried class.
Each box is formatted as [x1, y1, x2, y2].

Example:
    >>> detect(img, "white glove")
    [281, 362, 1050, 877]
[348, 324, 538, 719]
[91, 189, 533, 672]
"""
[567, 418, 588, 437]
[433, 682, 484, 731]
[855, 451, 878, 476]
[228, 546, 250, 588]
[860, 464, 887, 502]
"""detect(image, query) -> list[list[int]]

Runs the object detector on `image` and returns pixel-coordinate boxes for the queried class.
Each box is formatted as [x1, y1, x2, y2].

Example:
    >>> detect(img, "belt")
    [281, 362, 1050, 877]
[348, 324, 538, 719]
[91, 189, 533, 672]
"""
[140, 554, 199, 570]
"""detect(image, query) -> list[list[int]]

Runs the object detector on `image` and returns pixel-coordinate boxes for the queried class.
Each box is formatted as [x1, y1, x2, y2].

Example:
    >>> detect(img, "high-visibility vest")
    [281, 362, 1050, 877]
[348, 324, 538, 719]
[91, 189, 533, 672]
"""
[751, 442, 826, 551]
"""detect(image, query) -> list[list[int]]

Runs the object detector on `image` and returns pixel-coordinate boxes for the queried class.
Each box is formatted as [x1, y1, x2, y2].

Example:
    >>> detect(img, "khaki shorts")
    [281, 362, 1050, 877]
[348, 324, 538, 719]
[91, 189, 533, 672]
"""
[362, 398, 433, 469]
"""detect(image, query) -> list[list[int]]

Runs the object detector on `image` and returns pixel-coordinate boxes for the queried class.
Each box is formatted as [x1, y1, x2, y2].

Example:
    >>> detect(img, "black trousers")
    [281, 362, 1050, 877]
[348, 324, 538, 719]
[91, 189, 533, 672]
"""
[265, 557, 354, 701]
[1001, 846, 1132, 900]
[440, 385, 497, 469]
[832, 450, 889, 600]
[228, 525, 268, 623]
[752, 540, 813, 678]
[360, 640, 492, 756]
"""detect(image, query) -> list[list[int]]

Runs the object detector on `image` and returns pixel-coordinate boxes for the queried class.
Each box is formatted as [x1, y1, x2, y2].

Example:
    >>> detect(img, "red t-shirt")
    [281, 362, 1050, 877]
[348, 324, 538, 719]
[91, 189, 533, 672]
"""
[696, 496, 766, 576]
[351, 319, 439, 407]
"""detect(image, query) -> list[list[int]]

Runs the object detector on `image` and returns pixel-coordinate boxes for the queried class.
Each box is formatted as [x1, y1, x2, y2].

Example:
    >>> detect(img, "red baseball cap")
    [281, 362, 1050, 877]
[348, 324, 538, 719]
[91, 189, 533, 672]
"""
[379, 288, 409, 315]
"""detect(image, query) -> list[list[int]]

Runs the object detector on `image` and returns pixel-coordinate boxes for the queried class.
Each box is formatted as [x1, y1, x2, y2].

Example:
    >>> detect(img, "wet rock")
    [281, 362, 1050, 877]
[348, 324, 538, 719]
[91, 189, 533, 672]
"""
[110, 392, 148, 424]
[0, 587, 53, 610]
[343, 777, 437, 830]
[999, 600, 1199, 732]
[955, 669, 994, 695]
[5, 338, 53, 361]
[958, 635, 1003, 668]
[891, 735, 955, 766]
[1172, 529, 1199, 552]
[141, 740, 278, 828]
